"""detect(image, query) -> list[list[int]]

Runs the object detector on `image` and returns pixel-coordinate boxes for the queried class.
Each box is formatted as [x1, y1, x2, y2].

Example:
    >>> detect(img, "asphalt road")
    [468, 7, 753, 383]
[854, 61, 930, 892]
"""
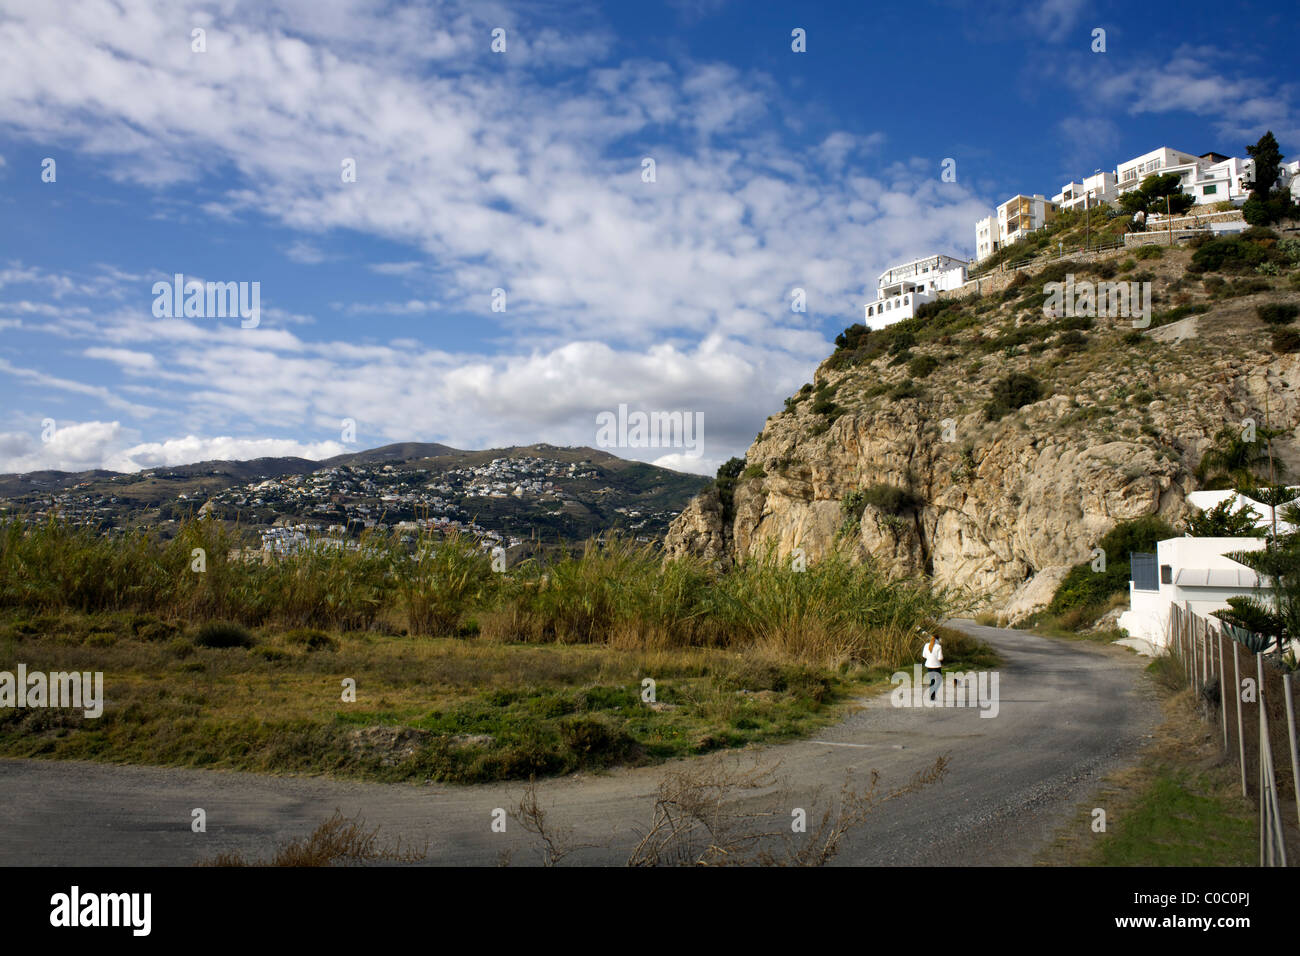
[0, 619, 1160, 866]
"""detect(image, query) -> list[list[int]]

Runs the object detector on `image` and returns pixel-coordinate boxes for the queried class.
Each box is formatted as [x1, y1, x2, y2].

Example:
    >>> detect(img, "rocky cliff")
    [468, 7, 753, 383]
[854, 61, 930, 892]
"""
[665, 242, 1300, 621]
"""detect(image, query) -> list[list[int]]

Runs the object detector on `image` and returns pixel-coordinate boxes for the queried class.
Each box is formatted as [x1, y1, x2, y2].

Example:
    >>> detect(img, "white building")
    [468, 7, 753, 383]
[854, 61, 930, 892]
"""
[862, 254, 968, 330]
[1118, 488, 1299, 648]
[1052, 171, 1117, 211]
[1117, 147, 1254, 206]
[972, 195, 1058, 262]
[1116, 147, 1205, 197]
[1118, 536, 1267, 650]
[974, 215, 999, 262]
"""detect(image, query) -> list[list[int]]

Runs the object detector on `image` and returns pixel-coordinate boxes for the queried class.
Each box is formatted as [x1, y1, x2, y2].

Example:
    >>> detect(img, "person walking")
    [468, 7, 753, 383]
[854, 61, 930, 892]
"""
[921, 630, 943, 703]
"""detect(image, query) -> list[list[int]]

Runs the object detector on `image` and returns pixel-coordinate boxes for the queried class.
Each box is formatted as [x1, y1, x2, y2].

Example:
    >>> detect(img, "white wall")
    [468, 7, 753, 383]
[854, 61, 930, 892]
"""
[864, 289, 935, 330]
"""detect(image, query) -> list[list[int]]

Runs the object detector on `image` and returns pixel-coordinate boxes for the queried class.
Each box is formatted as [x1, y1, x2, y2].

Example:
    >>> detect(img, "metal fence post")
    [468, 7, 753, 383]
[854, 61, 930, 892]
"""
[1285, 672, 1300, 834]
[1257, 652, 1288, 866]
[1234, 640, 1247, 798]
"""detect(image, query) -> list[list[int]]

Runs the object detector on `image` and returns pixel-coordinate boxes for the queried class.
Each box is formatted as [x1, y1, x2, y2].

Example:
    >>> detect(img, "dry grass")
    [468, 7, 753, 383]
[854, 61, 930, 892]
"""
[202, 810, 427, 866]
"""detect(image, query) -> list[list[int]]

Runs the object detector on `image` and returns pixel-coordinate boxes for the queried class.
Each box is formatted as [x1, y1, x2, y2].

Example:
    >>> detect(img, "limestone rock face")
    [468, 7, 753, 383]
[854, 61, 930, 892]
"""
[662, 484, 730, 567]
[664, 276, 1300, 623]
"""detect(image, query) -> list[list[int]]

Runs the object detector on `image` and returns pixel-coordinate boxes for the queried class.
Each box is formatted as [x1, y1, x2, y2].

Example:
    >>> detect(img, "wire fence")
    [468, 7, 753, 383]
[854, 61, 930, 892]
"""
[1167, 602, 1299, 866]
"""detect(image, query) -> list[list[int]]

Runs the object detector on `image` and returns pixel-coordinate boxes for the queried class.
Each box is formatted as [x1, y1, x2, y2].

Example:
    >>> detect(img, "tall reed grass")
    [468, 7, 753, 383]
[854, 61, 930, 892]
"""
[1, 518, 948, 666]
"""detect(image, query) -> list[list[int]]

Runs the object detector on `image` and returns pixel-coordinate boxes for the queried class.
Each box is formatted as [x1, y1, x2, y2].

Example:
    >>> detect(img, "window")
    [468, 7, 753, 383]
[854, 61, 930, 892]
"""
[1160, 564, 1172, 585]
[1204, 184, 1217, 195]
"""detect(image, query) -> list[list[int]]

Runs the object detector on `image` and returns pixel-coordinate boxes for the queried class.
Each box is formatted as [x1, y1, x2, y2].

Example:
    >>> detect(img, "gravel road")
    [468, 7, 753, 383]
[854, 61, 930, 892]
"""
[0, 619, 1159, 866]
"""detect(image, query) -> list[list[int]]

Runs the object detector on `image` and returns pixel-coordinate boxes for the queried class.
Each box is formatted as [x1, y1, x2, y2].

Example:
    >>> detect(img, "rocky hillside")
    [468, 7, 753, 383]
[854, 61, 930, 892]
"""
[665, 232, 1300, 620]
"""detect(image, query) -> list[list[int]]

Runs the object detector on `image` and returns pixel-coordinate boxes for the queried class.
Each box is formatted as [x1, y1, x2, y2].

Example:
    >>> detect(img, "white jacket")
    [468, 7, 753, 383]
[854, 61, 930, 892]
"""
[922, 639, 943, 669]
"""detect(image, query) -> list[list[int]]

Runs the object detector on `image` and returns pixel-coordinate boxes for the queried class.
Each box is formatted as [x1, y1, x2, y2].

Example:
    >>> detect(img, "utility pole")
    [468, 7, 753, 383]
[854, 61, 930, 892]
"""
[1085, 191, 1091, 251]
[1167, 194, 1173, 246]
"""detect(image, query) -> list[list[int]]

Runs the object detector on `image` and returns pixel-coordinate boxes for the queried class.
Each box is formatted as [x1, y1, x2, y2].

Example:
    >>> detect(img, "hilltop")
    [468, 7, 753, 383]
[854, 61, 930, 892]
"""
[665, 228, 1300, 620]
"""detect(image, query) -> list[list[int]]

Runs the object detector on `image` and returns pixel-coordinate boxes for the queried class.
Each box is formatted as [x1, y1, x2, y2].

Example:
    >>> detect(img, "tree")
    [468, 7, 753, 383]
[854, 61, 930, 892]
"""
[1243, 130, 1296, 226]
[1119, 172, 1195, 217]
[1195, 424, 1285, 490]
[1247, 131, 1283, 204]
[1215, 489, 1300, 653]
[1183, 498, 1265, 537]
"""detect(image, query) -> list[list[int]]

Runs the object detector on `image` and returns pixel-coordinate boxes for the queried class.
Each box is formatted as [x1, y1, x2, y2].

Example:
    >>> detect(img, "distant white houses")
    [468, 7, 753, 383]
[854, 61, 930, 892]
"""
[862, 254, 968, 330]
[1118, 488, 1298, 649]
[973, 143, 1279, 262]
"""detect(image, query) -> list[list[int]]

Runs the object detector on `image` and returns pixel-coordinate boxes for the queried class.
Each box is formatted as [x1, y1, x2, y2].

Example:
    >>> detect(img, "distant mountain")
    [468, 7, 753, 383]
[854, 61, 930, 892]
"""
[0, 442, 712, 543]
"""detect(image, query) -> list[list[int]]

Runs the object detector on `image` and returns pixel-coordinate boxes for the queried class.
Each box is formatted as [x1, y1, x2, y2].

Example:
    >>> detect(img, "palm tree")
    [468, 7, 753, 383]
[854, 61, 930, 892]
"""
[1195, 425, 1285, 490]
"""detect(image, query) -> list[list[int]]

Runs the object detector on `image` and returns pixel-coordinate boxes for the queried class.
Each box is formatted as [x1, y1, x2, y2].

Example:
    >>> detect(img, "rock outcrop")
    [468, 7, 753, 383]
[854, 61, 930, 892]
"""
[665, 247, 1300, 622]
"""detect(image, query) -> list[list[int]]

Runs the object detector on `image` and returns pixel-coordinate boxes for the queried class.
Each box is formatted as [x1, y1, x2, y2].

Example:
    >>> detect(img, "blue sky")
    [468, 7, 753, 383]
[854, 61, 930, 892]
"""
[0, 0, 1294, 476]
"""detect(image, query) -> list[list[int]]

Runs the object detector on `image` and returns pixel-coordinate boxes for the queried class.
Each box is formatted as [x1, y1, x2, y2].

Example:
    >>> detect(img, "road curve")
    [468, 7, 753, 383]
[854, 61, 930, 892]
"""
[0, 620, 1160, 866]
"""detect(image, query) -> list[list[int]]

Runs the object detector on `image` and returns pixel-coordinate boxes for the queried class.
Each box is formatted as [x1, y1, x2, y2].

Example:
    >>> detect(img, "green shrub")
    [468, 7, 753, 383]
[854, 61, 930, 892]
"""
[908, 354, 940, 378]
[1132, 244, 1165, 260]
[985, 372, 1043, 421]
[194, 621, 255, 649]
[889, 379, 921, 400]
[284, 628, 338, 652]
[1056, 315, 1093, 331]
[1056, 330, 1087, 352]
[1187, 236, 1267, 274]
[1272, 328, 1300, 354]
[834, 323, 869, 352]
[1256, 303, 1299, 326]
[1047, 515, 1177, 618]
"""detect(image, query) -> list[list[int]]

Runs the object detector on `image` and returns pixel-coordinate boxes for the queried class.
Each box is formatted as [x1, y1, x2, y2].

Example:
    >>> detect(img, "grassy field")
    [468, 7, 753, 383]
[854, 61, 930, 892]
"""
[0, 519, 993, 782]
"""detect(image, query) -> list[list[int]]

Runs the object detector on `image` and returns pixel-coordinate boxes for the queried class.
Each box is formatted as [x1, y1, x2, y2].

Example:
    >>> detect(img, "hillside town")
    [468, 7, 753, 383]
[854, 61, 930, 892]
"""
[0, 452, 696, 556]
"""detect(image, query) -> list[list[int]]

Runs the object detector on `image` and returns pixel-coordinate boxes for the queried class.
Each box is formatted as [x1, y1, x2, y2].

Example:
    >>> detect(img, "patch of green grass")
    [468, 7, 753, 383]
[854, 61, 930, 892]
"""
[1090, 772, 1255, 866]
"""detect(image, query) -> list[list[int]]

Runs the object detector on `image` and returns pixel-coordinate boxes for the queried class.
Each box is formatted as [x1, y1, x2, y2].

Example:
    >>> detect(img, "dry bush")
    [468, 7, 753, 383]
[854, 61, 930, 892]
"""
[201, 810, 427, 867]
[510, 753, 949, 867]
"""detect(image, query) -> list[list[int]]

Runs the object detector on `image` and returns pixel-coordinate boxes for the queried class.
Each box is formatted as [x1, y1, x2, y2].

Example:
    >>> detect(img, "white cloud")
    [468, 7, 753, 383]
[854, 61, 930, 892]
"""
[0, 422, 348, 474]
[651, 452, 718, 477]
[283, 240, 328, 264]
[83, 347, 158, 371]
[105, 435, 349, 472]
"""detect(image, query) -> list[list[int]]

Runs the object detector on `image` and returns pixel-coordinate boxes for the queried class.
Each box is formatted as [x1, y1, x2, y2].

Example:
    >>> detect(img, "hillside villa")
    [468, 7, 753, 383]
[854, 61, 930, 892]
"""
[862, 254, 969, 330]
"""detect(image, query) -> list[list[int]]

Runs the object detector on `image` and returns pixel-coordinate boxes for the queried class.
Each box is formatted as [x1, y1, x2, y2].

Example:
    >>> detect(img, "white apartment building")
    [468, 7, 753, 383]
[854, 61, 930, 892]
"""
[975, 214, 999, 261]
[862, 254, 968, 330]
[1052, 171, 1117, 211]
[1117, 146, 1255, 206]
[972, 194, 1058, 262]
[1116, 146, 1205, 196]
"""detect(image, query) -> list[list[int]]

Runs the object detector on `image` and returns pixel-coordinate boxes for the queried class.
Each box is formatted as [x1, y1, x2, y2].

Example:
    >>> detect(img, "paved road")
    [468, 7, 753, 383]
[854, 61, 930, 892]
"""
[0, 620, 1159, 866]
